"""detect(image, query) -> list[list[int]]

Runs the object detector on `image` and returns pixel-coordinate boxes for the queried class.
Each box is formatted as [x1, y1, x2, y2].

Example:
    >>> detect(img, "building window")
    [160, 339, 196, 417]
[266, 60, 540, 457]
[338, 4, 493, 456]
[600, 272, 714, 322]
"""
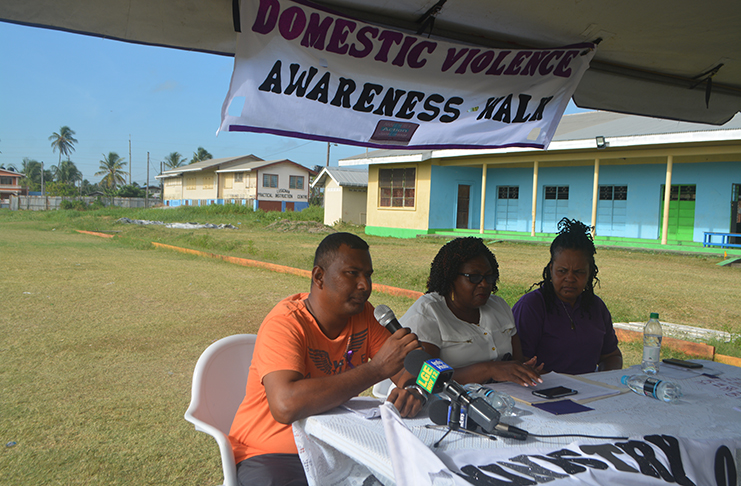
[234, 172, 243, 183]
[600, 185, 627, 200]
[224, 173, 233, 189]
[263, 174, 278, 188]
[166, 178, 180, 187]
[544, 186, 569, 200]
[185, 176, 196, 190]
[379, 168, 415, 208]
[669, 184, 696, 201]
[0, 176, 14, 185]
[289, 175, 304, 189]
[498, 186, 519, 199]
[203, 176, 214, 190]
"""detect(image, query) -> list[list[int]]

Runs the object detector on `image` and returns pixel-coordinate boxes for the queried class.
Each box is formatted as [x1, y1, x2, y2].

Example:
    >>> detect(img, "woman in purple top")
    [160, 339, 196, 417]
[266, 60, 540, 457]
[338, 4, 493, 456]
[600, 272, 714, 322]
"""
[512, 218, 623, 375]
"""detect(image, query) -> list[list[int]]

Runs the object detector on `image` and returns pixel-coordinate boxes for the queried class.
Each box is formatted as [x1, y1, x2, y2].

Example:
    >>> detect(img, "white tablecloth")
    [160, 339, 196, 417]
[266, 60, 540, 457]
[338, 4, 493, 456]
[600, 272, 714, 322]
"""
[294, 362, 741, 486]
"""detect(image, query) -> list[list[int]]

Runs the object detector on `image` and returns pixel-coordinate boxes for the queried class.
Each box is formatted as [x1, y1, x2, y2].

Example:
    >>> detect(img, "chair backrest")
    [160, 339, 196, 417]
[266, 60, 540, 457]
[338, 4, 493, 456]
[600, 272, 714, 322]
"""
[185, 334, 257, 435]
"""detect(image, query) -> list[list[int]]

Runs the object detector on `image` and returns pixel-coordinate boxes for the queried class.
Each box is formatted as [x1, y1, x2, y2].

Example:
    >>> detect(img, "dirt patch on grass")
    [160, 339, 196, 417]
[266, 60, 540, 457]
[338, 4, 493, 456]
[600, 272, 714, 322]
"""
[266, 220, 335, 233]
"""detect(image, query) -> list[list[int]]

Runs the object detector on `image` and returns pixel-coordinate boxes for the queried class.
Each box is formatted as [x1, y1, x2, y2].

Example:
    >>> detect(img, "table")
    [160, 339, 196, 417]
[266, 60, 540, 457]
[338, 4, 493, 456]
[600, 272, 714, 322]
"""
[294, 361, 741, 486]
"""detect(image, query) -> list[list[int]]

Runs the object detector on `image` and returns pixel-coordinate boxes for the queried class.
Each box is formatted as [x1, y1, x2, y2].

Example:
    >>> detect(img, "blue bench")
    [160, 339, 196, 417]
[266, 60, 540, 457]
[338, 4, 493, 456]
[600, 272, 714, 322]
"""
[703, 232, 741, 248]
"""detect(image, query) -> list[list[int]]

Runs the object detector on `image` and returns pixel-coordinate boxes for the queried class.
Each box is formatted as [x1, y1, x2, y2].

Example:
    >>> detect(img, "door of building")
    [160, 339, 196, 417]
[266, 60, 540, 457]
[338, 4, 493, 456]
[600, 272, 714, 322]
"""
[659, 184, 696, 241]
[732, 184, 741, 244]
[258, 200, 282, 212]
[456, 185, 470, 229]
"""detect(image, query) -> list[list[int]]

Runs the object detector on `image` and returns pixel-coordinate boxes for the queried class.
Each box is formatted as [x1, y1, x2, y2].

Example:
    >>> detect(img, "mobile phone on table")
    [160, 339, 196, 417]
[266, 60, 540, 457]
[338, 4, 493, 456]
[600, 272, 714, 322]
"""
[532, 386, 578, 399]
[662, 358, 703, 369]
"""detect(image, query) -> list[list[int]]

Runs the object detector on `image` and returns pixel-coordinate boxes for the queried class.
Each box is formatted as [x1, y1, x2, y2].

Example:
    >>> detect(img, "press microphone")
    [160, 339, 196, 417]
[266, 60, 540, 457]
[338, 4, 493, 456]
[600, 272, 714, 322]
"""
[428, 397, 476, 431]
[374, 304, 403, 333]
[405, 350, 529, 440]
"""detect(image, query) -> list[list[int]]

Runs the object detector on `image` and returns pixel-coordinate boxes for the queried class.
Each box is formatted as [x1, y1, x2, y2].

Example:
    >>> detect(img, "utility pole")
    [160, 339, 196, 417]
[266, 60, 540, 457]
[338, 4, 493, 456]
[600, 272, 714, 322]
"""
[326, 142, 330, 167]
[146, 152, 150, 208]
[160, 162, 164, 202]
[128, 135, 132, 185]
[40, 161, 44, 196]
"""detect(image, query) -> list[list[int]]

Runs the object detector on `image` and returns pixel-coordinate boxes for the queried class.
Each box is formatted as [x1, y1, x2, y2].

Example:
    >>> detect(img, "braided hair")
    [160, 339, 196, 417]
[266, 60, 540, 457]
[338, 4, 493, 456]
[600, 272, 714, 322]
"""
[426, 237, 499, 296]
[535, 218, 599, 313]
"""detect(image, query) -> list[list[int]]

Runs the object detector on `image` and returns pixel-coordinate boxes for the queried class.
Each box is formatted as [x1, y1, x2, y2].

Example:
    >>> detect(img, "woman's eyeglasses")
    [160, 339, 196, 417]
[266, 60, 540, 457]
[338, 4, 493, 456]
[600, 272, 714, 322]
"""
[459, 273, 496, 285]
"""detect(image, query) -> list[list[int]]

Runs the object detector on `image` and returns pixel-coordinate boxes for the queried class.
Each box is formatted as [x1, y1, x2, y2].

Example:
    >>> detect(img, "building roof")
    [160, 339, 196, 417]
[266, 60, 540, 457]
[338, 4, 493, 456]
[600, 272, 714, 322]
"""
[156, 155, 316, 179]
[0, 169, 22, 178]
[311, 167, 368, 189]
[339, 111, 741, 166]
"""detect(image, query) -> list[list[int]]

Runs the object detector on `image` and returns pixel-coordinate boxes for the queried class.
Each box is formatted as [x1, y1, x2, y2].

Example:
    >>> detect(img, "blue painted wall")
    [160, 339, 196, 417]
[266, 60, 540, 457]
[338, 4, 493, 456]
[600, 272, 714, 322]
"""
[429, 160, 741, 242]
[429, 165, 483, 229]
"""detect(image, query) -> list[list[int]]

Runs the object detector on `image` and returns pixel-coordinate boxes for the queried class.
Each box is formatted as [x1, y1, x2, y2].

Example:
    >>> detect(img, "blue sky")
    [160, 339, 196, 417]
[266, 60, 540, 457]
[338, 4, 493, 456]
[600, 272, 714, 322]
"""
[0, 21, 587, 186]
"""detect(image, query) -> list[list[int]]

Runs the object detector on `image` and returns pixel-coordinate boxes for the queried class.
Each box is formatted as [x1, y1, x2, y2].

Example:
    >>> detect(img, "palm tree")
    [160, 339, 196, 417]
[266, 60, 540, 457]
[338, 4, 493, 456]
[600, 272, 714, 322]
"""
[54, 160, 82, 185]
[49, 126, 78, 163]
[190, 147, 213, 164]
[162, 152, 188, 170]
[95, 152, 128, 191]
[21, 158, 43, 191]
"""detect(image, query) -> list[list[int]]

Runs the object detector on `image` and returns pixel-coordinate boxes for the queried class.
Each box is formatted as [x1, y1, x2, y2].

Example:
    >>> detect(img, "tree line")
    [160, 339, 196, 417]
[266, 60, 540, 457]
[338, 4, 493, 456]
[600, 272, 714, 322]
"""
[1, 126, 214, 197]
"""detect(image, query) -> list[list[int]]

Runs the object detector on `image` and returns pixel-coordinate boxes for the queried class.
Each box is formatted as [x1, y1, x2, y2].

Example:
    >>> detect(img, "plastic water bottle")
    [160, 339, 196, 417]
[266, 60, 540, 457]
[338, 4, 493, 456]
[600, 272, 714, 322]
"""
[621, 374, 682, 403]
[463, 384, 515, 417]
[641, 312, 662, 374]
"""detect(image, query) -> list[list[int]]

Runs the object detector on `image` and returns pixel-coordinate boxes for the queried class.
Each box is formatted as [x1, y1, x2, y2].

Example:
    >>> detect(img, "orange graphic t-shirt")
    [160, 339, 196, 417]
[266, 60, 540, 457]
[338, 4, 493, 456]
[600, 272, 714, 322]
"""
[228, 293, 389, 464]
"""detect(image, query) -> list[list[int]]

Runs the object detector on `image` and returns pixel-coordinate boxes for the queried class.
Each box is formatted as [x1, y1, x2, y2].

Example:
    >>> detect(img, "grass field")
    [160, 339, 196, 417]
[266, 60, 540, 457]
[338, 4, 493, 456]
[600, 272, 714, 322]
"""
[1, 206, 739, 484]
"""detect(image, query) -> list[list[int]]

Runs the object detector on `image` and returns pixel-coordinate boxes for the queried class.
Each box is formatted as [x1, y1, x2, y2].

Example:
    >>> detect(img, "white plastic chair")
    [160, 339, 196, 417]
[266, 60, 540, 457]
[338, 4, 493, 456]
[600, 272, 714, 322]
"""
[184, 334, 257, 486]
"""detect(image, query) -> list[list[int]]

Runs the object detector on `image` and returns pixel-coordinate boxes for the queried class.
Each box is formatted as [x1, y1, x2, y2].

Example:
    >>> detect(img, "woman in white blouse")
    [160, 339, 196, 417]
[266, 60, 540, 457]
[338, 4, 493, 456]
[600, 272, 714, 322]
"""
[400, 237, 542, 386]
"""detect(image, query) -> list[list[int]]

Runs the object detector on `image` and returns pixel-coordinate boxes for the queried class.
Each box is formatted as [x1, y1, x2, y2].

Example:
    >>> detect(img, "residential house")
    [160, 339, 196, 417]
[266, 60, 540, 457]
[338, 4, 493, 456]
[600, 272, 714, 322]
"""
[0, 168, 22, 204]
[311, 167, 368, 226]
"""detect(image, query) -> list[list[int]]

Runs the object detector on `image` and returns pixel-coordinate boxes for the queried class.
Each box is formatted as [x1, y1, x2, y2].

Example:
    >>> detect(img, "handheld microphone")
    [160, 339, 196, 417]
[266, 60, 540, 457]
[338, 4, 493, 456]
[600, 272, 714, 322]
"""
[405, 350, 529, 440]
[374, 304, 403, 333]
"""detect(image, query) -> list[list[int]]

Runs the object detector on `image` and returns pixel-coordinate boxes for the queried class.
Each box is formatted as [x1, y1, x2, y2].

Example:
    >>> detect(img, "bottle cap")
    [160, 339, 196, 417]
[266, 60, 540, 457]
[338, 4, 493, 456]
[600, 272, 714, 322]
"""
[650, 312, 659, 319]
[620, 375, 629, 385]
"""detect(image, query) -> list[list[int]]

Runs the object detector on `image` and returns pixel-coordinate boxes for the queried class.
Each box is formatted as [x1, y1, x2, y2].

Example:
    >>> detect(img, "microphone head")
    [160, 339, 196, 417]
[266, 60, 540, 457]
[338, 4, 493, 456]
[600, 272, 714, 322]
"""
[428, 397, 450, 426]
[403, 349, 431, 376]
[373, 304, 394, 327]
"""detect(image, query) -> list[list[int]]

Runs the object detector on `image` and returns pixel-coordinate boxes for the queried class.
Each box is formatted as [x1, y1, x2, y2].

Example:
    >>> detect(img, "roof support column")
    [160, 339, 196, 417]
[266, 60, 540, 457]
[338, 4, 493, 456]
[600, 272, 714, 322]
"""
[479, 163, 488, 234]
[660, 155, 674, 245]
[590, 158, 600, 238]
[531, 160, 539, 236]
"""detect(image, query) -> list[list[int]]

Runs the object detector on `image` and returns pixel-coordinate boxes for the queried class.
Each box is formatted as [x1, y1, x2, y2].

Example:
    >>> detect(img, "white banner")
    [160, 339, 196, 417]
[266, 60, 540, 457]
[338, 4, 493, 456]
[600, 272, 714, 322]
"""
[219, 0, 596, 150]
[380, 403, 740, 486]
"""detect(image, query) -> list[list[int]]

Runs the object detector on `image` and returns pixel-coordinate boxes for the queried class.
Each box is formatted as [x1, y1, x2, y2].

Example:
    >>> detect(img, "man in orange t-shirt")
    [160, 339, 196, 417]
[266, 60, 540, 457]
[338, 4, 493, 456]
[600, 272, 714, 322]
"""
[229, 232, 423, 486]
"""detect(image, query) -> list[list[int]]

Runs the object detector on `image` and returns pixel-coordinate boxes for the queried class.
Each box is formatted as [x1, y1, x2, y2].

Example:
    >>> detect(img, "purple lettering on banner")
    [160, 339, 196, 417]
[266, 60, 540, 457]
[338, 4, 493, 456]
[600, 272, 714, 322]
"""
[503, 51, 532, 76]
[455, 48, 481, 74]
[441, 48, 469, 72]
[253, 0, 280, 34]
[348, 26, 378, 58]
[392, 37, 418, 67]
[554, 50, 579, 77]
[326, 18, 356, 55]
[278, 6, 306, 41]
[407, 41, 436, 68]
[539, 51, 564, 75]
[375, 31, 403, 62]
[521, 51, 547, 76]
[486, 51, 512, 75]
[300, 13, 333, 50]
[470, 51, 495, 74]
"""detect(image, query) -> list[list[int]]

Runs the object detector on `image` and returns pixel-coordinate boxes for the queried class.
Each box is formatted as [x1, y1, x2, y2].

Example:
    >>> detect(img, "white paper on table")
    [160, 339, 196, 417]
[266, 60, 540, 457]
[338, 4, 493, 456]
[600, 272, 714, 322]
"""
[484, 372, 622, 404]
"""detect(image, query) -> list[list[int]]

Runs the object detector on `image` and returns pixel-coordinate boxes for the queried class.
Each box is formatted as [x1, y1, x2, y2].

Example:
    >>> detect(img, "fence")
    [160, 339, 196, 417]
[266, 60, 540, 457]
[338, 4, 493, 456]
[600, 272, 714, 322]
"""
[8, 195, 158, 211]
